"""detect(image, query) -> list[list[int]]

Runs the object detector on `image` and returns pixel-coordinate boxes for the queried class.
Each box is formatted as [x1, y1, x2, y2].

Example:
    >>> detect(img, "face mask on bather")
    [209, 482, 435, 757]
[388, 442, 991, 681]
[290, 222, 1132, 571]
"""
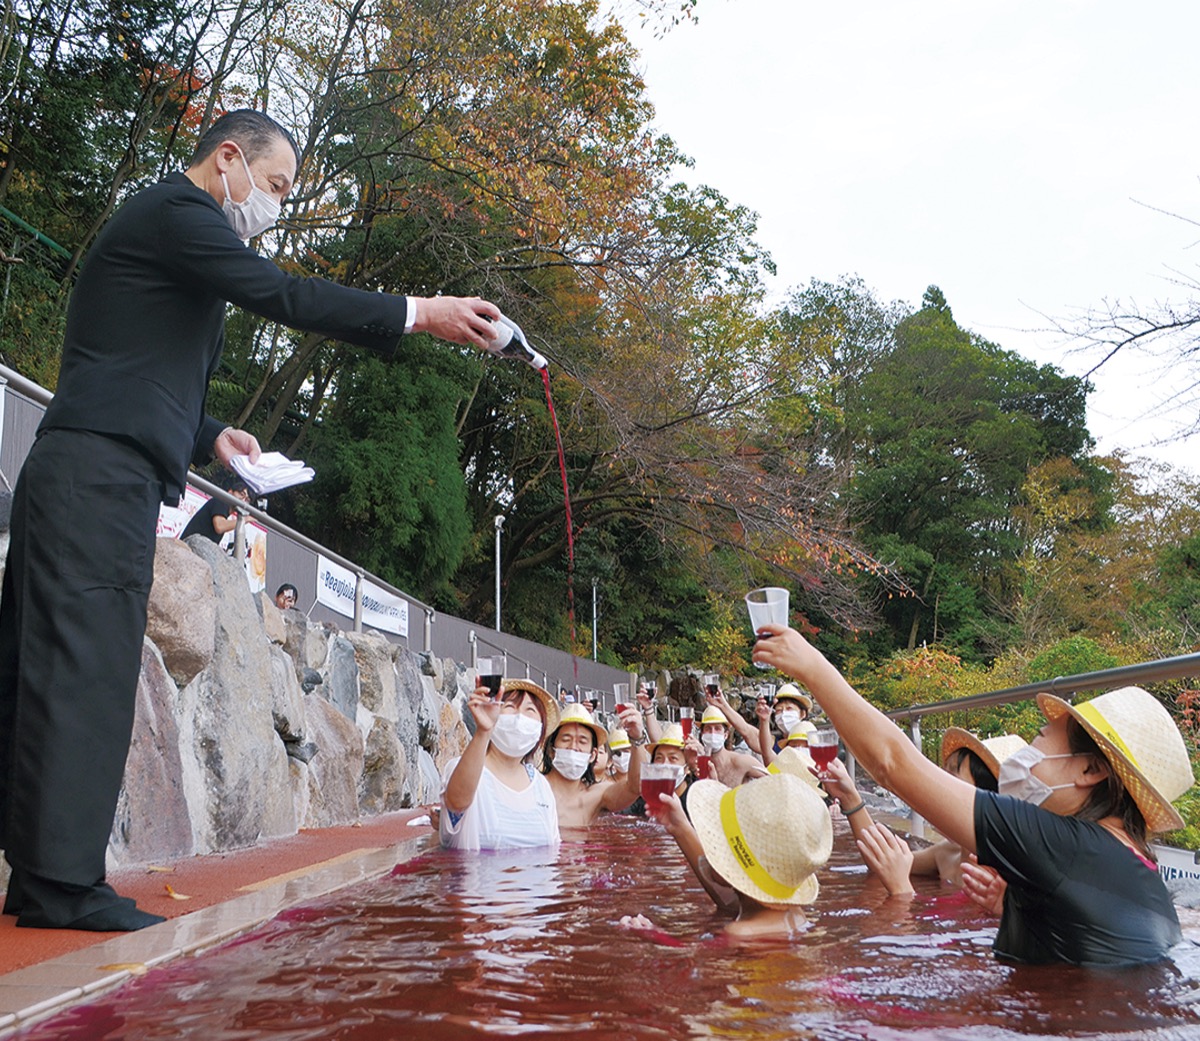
[490, 713, 543, 758]
[611, 751, 631, 773]
[552, 747, 591, 781]
[997, 744, 1081, 806]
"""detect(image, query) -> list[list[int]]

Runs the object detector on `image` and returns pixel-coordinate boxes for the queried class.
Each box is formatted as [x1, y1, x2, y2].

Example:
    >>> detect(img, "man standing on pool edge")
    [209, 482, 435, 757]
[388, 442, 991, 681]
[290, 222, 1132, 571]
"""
[0, 109, 502, 931]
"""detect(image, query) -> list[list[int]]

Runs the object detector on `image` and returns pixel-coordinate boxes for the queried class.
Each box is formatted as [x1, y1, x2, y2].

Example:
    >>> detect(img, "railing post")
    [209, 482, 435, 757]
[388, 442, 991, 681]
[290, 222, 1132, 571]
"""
[468, 630, 478, 669]
[908, 717, 925, 839]
[423, 608, 434, 653]
[353, 571, 364, 632]
[233, 511, 246, 571]
[846, 749, 857, 785]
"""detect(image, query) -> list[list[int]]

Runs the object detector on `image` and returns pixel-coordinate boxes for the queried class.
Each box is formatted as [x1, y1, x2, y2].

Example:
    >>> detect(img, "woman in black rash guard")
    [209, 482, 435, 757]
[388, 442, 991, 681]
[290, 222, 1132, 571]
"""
[754, 624, 1195, 968]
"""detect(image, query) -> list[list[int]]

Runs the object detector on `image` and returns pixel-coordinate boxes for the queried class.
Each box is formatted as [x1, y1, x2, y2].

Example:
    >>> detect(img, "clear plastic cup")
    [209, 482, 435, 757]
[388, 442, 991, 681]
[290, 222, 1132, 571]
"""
[746, 587, 789, 668]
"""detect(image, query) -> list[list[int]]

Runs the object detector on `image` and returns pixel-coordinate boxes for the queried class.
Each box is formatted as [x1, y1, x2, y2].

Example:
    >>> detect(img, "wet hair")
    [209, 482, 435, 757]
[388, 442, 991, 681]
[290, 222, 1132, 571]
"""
[499, 689, 546, 764]
[191, 109, 301, 168]
[945, 747, 998, 792]
[1066, 717, 1152, 860]
[542, 722, 597, 785]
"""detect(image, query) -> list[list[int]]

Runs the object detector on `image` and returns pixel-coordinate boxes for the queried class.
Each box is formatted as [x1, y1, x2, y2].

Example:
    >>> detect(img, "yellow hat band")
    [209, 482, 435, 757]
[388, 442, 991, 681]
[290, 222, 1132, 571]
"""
[718, 788, 796, 901]
[1076, 701, 1140, 771]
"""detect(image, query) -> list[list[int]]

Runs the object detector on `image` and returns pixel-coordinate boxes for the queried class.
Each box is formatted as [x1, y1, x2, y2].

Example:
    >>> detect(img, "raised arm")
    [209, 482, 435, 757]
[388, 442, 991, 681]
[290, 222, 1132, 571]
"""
[601, 706, 647, 810]
[821, 757, 914, 895]
[754, 626, 978, 853]
[443, 689, 502, 814]
[636, 684, 663, 745]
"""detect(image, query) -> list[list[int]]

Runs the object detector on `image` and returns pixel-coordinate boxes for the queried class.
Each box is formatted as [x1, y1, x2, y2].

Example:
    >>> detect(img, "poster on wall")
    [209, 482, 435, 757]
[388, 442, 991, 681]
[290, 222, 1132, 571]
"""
[316, 554, 409, 637]
[157, 488, 267, 594]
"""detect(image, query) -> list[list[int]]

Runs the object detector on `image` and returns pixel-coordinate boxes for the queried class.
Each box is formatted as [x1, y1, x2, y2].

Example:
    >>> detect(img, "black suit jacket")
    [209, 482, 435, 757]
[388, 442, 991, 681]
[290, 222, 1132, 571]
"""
[41, 172, 410, 501]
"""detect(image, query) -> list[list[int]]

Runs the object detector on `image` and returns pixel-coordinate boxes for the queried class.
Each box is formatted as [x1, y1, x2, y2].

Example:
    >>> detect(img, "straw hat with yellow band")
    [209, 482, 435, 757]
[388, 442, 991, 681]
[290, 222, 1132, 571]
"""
[552, 702, 608, 749]
[700, 707, 728, 729]
[775, 684, 813, 712]
[940, 728, 1027, 779]
[688, 774, 832, 906]
[783, 720, 818, 746]
[607, 727, 631, 752]
[648, 722, 686, 759]
[499, 678, 560, 737]
[1037, 687, 1194, 833]
[766, 745, 823, 792]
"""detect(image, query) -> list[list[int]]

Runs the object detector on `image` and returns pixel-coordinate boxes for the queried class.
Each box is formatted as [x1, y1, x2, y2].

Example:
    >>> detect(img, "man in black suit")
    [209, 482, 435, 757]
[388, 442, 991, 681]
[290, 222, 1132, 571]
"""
[0, 109, 501, 930]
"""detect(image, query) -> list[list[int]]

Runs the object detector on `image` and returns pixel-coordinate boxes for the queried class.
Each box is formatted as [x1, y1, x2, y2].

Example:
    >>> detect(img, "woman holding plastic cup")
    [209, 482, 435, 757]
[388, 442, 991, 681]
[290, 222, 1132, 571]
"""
[754, 624, 1196, 967]
[441, 679, 561, 851]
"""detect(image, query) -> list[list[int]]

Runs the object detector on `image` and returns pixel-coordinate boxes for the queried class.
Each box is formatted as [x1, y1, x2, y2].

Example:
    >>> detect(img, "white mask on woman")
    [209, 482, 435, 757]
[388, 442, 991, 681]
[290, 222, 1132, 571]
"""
[777, 709, 801, 733]
[489, 714, 543, 759]
[552, 747, 591, 781]
[611, 750, 631, 773]
[997, 745, 1081, 806]
[222, 146, 281, 240]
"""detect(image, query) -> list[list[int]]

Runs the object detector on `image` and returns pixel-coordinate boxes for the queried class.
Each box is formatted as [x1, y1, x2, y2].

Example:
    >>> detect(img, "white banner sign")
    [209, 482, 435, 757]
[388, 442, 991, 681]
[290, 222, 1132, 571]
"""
[316, 554, 408, 637]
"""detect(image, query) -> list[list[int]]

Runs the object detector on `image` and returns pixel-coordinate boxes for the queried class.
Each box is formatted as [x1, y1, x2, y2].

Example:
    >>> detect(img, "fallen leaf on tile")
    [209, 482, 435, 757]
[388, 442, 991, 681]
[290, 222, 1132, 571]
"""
[98, 963, 148, 976]
[351, 821, 363, 828]
[164, 883, 192, 900]
[145, 865, 176, 873]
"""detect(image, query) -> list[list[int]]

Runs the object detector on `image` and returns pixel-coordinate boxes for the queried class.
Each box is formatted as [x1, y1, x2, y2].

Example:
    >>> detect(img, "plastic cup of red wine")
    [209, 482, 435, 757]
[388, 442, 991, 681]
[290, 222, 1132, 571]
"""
[476, 657, 502, 698]
[641, 762, 677, 815]
[808, 729, 839, 775]
[697, 754, 712, 780]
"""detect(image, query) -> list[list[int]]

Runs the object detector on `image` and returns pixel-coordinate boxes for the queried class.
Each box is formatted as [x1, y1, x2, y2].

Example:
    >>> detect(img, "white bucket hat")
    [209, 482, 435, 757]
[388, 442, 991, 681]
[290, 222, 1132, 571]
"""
[940, 728, 1028, 779]
[1037, 686, 1195, 833]
[688, 773, 832, 907]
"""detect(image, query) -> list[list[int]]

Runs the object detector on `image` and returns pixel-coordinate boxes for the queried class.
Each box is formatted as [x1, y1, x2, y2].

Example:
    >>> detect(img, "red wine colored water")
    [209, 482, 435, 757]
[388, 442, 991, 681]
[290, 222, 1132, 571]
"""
[541, 367, 577, 683]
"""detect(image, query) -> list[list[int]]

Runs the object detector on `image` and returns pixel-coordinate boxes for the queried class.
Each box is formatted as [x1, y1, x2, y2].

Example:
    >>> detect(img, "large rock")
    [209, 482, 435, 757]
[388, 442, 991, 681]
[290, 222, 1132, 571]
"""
[260, 592, 287, 646]
[178, 539, 295, 851]
[417, 748, 442, 806]
[301, 694, 364, 827]
[322, 634, 359, 721]
[349, 630, 398, 721]
[268, 644, 306, 743]
[145, 537, 216, 685]
[109, 640, 193, 865]
[358, 711, 406, 814]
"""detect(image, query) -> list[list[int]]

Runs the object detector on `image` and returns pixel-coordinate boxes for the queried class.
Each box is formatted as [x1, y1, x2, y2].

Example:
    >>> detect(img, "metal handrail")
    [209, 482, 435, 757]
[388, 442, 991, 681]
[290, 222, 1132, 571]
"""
[884, 652, 1200, 722]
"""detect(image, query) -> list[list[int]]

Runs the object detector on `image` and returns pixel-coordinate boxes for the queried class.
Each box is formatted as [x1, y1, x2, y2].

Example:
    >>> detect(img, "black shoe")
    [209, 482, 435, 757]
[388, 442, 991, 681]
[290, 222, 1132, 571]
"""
[10, 872, 163, 931]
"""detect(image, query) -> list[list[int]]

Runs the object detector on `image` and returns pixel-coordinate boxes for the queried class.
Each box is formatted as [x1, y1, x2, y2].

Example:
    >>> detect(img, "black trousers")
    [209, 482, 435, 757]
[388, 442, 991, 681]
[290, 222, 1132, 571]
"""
[0, 429, 164, 893]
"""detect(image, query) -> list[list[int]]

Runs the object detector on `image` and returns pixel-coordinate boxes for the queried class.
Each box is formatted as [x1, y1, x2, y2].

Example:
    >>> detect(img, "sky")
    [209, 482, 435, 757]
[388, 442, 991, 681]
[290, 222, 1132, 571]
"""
[620, 0, 1200, 476]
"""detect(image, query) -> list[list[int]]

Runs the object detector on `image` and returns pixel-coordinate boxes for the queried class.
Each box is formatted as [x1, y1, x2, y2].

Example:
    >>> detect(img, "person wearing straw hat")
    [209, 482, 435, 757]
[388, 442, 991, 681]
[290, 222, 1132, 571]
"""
[903, 729, 1028, 888]
[441, 679, 562, 851]
[606, 728, 633, 779]
[769, 747, 916, 898]
[630, 723, 700, 818]
[541, 703, 645, 828]
[648, 773, 833, 940]
[756, 625, 1195, 967]
[699, 706, 768, 787]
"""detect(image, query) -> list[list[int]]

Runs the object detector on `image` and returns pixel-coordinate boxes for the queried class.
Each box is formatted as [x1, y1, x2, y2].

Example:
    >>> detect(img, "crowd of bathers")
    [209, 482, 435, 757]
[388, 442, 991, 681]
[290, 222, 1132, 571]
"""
[440, 623, 1195, 967]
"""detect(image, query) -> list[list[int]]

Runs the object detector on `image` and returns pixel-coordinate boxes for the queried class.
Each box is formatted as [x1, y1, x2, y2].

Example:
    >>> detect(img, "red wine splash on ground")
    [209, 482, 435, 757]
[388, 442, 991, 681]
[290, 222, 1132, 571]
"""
[541, 367, 577, 684]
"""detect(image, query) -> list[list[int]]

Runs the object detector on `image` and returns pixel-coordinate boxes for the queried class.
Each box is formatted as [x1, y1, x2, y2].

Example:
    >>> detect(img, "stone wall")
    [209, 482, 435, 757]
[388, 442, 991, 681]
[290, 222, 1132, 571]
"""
[3, 527, 475, 874]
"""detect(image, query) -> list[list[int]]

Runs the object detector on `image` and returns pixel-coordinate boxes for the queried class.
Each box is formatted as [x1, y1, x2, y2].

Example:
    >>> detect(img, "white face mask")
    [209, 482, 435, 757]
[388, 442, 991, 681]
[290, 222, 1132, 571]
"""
[552, 747, 591, 781]
[222, 146, 281, 240]
[702, 731, 726, 752]
[611, 750, 631, 773]
[997, 744, 1081, 806]
[490, 713, 543, 759]
[777, 710, 801, 733]
[670, 765, 686, 788]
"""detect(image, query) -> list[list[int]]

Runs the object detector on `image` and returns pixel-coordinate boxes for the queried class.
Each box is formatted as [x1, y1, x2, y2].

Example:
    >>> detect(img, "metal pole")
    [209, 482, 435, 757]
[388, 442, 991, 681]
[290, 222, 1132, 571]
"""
[353, 571, 364, 633]
[494, 515, 505, 632]
[908, 718, 925, 839]
[424, 609, 434, 653]
[592, 578, 598, 661]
